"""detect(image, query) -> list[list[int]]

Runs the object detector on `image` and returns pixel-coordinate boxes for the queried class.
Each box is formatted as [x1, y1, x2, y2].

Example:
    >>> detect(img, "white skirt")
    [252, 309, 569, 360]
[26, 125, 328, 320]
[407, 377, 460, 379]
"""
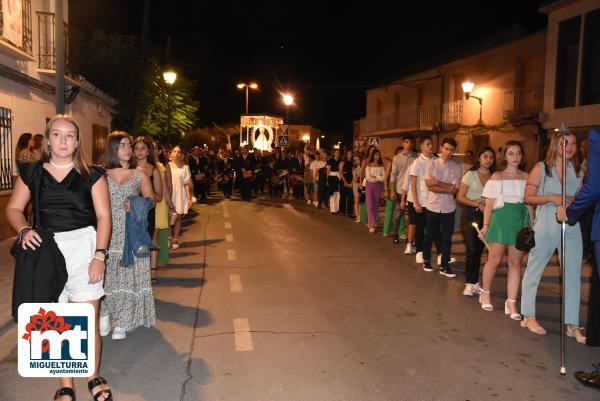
[55, 226, 104, 303]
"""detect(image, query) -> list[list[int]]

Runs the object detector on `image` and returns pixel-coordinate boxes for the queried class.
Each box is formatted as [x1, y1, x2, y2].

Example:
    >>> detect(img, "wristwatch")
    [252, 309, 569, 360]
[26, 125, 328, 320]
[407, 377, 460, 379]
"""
[95, 248, 109, 261]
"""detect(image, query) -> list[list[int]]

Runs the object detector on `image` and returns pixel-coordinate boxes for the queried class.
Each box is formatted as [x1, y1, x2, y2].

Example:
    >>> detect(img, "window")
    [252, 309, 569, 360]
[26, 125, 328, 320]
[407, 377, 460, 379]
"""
[92, 124, 109, 164]
[0, 107, 13, 190]
[394, 92, 401, 111]
[580, 9, 600, 105]
[555, 16, 581, 108]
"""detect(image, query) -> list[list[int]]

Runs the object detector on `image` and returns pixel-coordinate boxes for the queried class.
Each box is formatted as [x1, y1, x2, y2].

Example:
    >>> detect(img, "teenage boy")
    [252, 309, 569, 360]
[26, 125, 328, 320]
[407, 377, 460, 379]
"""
[386, 134, 417, 251]
[422, 137, 462, 277]
[403, 136, 436, 264]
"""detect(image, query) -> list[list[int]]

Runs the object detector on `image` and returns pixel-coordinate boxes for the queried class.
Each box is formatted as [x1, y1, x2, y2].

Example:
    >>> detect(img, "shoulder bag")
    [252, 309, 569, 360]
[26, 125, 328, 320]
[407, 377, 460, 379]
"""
[515, 166, 545, 252]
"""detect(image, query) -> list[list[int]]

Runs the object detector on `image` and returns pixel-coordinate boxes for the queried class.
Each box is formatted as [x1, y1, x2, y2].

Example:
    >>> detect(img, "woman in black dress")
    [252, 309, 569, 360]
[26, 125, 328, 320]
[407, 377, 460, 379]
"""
[6, 115, 113, 401]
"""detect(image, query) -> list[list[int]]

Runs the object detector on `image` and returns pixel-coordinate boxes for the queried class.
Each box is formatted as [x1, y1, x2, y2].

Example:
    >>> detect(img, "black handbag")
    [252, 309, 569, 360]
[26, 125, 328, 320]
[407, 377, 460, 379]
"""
[515, 163, 546, 252]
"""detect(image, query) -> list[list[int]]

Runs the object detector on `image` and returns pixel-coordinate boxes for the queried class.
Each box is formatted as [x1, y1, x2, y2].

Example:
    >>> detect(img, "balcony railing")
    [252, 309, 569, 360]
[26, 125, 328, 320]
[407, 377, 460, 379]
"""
[0, 0, 32, 55]
[503, 86, 543, 121]
[358, 106, 439, 135]
[442, 100, 463, 127]
[37, 12, 80, 76]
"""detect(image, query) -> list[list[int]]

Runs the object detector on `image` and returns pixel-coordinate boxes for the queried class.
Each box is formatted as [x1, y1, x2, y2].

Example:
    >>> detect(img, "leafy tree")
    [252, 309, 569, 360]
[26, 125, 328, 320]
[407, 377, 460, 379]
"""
[138, 59, 200, 145]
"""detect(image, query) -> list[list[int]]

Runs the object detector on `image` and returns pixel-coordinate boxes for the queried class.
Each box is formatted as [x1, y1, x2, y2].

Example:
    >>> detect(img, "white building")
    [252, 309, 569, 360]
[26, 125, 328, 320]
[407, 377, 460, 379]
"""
[0, 0, 116, 239]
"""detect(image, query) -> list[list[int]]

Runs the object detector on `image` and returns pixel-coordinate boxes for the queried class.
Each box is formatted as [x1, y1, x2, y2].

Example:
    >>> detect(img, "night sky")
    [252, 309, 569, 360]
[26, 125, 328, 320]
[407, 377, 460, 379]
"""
[70, 1, 548, 140]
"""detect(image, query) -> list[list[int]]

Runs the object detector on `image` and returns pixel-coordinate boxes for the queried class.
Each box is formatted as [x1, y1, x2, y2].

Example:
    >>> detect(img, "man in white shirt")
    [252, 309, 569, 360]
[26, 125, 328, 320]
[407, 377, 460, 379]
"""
[386, 134, 418, 252]
[422, 137, 462, 277]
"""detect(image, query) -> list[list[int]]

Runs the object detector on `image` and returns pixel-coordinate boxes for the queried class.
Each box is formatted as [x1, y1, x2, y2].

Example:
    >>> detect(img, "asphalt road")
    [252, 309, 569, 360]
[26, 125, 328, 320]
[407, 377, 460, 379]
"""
[0, 193, 598, 401]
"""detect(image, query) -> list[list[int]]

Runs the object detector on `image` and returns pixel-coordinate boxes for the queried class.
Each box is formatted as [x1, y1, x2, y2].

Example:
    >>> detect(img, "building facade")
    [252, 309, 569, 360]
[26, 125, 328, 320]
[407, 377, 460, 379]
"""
[0, 0, 116, 239]
[355, 29, 547, 167]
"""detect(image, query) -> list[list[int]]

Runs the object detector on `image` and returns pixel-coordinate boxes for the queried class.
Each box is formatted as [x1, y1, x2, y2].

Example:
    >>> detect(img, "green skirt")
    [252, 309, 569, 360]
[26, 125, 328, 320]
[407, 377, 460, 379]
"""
[360, 201, 368, 223]
[485, 203, 529, 245]
[383, 199, 406, 236]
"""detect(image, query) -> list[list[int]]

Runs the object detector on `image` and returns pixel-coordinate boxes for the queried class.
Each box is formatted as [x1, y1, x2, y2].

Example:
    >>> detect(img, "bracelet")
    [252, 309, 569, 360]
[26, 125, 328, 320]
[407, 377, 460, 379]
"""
[92, 255, 105, 263]
[17, 226, 31, 241]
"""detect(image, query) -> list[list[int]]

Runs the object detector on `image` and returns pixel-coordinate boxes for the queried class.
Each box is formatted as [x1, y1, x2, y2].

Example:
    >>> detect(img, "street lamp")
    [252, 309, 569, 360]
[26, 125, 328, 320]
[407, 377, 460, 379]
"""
[282, 93, 294, 122]
[237, 82, 258, 115]
[163, 70, 177, 145]
[462, 81, 483, 123]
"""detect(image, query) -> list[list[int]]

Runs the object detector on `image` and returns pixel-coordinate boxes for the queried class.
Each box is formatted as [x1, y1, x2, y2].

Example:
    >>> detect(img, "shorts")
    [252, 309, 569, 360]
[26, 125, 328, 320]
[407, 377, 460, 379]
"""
[407, 202, 418, 223]
[55, 226, 105, 303]
[306, 182, 314, 193]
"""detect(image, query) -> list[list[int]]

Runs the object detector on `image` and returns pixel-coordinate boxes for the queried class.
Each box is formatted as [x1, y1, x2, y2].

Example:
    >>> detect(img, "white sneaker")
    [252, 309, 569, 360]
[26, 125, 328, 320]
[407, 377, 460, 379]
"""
[437, 254, 456, 266]
[99, 315, 111, 337]
[369, 227, 376, 233]
[306, 199, 311, 204]
[313, 201, 318, 207]
[355, 217, 361, 223]
[404, 243, 413, 254]
[112, 327, 127, 340]
[415, 251, 424, 264]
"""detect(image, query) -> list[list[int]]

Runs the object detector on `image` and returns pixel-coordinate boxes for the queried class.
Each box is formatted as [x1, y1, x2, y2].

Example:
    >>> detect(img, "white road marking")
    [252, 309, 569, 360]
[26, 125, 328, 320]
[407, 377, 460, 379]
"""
[226, 234, 234, 242]
[225, 222, 232, 229]
[223, 211, 230, 218]
[233, 318, 254, 351]
[229, 274, 243, 293]
[227, 249, 237, 261]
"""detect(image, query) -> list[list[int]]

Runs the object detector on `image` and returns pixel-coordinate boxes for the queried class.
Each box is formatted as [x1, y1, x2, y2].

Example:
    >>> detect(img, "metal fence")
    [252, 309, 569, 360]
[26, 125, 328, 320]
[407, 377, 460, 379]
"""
[358, 106, 439, 134]
[0, 107, 13, 190]
[0, 0, 33, 55]
[503, 86, 543, 121]
[37, 11, 80, 75]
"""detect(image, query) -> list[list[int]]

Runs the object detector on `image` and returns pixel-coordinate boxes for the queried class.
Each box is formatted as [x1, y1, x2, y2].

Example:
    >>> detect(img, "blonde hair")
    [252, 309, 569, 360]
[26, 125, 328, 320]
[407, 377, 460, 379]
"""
[544, 130, 579, 177]
[42, 114, 90, 179]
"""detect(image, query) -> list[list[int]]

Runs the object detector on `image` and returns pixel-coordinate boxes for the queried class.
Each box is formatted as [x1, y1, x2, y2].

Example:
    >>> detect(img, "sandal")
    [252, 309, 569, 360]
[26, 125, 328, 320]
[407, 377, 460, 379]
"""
[520, 317, 547, 335]
[54, 387, 75, 401]
[479, 289, 493, 311]
[88, 377, 113, 401]
[151, 267, 158, 284]
[566, 325, 586, 344]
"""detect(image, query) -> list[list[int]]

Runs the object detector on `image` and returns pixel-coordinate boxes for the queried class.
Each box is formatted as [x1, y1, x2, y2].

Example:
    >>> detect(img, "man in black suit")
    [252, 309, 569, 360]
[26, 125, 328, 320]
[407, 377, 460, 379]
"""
[188, 146, 208, 202]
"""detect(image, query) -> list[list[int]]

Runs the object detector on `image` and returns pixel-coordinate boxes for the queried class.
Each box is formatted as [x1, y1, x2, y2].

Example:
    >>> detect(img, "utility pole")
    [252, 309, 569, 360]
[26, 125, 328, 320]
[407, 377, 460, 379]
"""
[55, 0, 65, 114]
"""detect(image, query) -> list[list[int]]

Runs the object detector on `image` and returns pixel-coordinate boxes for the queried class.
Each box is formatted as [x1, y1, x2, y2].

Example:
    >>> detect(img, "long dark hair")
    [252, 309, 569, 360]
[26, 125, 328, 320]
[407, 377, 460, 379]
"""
[469, 146, 497, 173]
[134, 136, 156, 166]
[15, 133, 32, 155]
[498, 140, 526, 172]
[105, 131, 135, 169]
[369, 149, 383, 165]
[154, 141, 168, 165]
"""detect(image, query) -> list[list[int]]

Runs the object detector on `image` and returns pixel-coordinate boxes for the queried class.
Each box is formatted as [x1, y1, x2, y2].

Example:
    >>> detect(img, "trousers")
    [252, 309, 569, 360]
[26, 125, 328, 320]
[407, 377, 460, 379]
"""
[423, 209, 455, 266]
[366, 181, 382, 228]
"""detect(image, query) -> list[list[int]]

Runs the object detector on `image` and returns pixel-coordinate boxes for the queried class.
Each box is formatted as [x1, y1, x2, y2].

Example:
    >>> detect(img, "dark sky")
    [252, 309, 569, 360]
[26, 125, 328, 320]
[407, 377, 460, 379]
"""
[70, 0, 548, 140]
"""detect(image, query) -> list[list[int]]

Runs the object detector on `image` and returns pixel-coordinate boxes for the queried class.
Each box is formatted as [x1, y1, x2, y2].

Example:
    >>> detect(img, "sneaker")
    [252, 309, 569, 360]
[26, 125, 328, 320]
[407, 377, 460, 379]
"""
[415, 251, 424, 264]
[99, 315, 111, 337]
[423, 262, 434, 272]
[471, 282, 482, 295]
[112, 327, 127, 340]
[355, 217, 361, 223]
[440, 266, 456, 278]
[313, 201, 318, 206]
[404, 243, 413, 254]
[437, 254, 456, 266]
[369, 227, 376, 233]
[306, 200, 311, 205]
[463, 284, 475, 296]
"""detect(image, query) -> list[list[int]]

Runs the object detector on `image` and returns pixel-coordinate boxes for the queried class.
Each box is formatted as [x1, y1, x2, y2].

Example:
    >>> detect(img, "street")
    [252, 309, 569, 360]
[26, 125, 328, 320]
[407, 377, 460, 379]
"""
[0, 193, 598, 401]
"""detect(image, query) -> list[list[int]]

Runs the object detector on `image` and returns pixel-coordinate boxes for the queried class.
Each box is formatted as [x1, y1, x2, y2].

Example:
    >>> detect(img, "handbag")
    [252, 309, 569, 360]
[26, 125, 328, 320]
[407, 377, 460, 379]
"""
[515, 164, 545, 252]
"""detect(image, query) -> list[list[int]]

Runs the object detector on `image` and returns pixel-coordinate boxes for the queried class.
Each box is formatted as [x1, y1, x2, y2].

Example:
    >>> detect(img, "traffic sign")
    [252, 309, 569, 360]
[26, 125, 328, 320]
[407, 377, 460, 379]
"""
[368, 136, 380, 147]
[279, 124, 289, 135]
[277, 135, 289, 147]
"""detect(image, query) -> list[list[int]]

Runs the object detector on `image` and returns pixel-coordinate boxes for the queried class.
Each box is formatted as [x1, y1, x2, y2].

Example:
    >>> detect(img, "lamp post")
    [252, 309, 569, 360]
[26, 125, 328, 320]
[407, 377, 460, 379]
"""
[282, 94, 294, 123]
[163, 70, 177, 145]
[237, 82, 258, 115]
[462, 81, 483, 124]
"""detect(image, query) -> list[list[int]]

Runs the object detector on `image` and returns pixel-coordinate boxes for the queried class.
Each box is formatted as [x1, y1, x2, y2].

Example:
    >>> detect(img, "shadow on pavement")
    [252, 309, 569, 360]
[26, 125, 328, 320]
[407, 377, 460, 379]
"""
[154, 299, 213, 328]
[156, 277, 205, 288]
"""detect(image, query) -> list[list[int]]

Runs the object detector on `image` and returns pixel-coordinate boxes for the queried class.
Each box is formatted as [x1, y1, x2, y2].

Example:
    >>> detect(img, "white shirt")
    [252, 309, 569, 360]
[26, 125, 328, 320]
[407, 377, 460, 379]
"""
[482, 179, 527, 203]
[407, 154, 436, 206]
[310, 160, 327, 181]
[365, 166, 385, 183]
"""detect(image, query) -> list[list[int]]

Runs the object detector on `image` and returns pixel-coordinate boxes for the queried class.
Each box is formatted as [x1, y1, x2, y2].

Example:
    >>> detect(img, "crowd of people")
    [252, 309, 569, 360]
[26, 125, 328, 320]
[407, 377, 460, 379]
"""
[6, 116, 600, 399]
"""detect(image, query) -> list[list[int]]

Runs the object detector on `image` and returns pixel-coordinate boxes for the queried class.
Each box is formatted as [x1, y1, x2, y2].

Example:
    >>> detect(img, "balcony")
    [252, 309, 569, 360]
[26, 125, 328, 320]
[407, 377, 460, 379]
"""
[37, 11, 80, 78]
[358, 106, 439, 136]
[503, 86, 543, 121]
[442, 100, 463, 128]
[0, 0, 33, 60]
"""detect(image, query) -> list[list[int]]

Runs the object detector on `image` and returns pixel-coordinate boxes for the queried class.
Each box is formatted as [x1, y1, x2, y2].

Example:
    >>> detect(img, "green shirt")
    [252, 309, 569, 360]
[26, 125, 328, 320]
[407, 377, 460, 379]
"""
[461, 170, 484, 200]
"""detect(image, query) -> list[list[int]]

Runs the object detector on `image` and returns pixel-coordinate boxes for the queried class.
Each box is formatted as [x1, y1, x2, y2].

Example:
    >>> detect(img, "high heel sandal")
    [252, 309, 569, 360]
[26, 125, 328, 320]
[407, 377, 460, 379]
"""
[54, 387, 75, 400]
[88, 377, 113, 401]
[520, 317, 547, 335]
[479, 289, 493, 311]
[150, 267, 158, 284]
[566, 325, 586, 344]
[504, 299, 522, 321]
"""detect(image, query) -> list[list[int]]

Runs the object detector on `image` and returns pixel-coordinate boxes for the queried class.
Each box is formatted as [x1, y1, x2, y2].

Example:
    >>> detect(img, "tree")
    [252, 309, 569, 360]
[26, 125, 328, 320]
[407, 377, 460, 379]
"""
[78, 30, 143, 130]
[138, 59, 200, 145]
